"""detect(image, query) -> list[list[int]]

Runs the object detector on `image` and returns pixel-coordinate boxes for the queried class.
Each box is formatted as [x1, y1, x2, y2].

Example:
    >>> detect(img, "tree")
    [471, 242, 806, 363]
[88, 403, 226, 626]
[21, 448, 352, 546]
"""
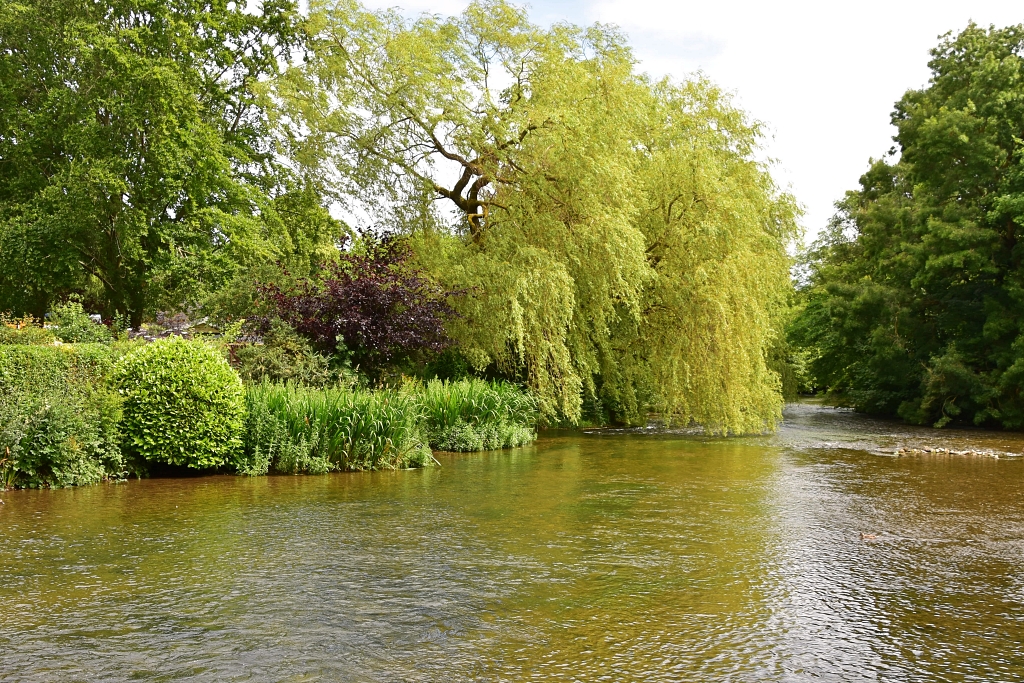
[257, 236, 459, 375]
[0, 0, 339, 325]
[283, 0, 798, 429]
[626, 81, 799, 431]
[792, 23, 1024, 428]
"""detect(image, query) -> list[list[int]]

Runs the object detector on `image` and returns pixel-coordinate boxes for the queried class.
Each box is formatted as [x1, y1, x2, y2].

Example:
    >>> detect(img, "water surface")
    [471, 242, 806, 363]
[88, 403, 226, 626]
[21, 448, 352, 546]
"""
[3, 403, 1024, 681]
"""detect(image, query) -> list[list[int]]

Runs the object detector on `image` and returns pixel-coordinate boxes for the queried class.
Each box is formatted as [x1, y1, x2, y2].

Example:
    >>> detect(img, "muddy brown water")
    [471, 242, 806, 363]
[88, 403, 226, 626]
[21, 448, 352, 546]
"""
[2, 403, 1024, 681]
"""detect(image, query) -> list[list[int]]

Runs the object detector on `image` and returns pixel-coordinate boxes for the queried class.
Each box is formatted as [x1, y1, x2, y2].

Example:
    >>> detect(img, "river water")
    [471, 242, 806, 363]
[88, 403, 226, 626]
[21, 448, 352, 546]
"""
[3, 403, 1024, 682]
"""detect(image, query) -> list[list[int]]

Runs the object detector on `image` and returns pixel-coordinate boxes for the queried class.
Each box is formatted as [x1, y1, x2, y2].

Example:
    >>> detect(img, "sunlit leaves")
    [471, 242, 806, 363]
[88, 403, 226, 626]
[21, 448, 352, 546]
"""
[289, 0, 799, 430]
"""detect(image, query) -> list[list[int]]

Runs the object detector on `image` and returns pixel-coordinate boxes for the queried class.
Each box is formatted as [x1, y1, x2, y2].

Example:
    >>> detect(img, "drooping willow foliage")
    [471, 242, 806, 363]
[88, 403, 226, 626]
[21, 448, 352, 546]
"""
[628, 83, 799, 432]
[280, 0, 800, 431]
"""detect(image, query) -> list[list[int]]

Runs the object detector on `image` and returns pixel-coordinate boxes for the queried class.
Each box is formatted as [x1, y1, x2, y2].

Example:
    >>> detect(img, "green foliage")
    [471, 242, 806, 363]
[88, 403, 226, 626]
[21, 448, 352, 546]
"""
[0, 315, 55, 345]
[420, 349, 473, 381]
[283, 0, 798, 432]
[115, 337, 245, 468]
[49, 300, 113, 344]
[1, 0, 798, 434]
[0, 0, 340, 324]
[792, 23, 1024, 428]
[0, 344, 124, 488]
[241, 382, 431, 474]
[233, 319, 342, 387]
[0, 341, 537, 487]
[412, 378, 537, 451]
[239, 378, 536, 475]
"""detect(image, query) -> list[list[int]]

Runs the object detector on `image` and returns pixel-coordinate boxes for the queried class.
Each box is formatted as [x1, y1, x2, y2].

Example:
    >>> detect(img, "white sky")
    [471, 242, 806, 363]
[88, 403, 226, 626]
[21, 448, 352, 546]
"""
[363, 0, 1024, 241]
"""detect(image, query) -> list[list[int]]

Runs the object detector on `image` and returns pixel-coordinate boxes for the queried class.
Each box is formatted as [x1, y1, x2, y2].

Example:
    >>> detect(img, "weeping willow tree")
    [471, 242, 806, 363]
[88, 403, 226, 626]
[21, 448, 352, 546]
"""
[280, 0, 799, 430]
[627, 82, 800, 432]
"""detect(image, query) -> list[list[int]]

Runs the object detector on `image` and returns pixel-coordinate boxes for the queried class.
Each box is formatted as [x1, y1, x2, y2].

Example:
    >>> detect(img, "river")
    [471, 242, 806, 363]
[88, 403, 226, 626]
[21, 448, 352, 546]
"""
[2, 402, 1024, 681]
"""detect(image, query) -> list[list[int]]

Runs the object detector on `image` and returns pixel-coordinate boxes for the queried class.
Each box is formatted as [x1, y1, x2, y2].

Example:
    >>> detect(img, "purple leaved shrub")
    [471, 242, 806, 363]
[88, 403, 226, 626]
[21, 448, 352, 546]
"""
[255, 237, 460, 375]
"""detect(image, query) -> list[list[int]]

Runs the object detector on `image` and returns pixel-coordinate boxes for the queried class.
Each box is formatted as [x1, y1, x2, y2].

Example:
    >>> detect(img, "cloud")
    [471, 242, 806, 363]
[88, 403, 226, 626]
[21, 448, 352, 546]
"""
[626, 28, 724, 65]
[350, 0, 1024, 238]
[361, 0, 469, 15]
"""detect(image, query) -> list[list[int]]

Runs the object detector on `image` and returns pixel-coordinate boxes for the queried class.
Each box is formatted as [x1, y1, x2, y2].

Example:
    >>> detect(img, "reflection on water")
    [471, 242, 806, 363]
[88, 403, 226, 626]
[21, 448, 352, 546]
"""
[2, 403, 1024, 681]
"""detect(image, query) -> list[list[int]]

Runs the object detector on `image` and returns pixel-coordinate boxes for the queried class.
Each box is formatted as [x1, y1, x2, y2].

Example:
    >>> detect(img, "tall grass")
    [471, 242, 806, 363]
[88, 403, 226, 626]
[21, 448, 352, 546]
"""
[410, 378, 538, 452]
[242, 378, 538, 474]
[242, 383, 433, 475]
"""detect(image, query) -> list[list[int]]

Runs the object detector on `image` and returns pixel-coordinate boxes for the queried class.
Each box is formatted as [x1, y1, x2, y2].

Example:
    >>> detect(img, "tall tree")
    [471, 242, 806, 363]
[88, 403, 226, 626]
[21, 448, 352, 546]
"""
[0, 0, 338, 325]
[284, 0, 798, 429]
[792, 23, 1024, 427]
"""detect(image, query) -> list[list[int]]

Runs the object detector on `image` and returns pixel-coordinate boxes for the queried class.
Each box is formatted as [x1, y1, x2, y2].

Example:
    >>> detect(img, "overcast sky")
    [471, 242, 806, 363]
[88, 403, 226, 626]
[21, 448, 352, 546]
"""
[362, 0, 1023, 241]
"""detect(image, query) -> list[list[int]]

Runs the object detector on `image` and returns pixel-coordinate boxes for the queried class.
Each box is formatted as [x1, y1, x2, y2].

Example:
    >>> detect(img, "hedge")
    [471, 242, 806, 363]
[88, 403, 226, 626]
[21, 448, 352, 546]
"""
[0, 344, 124, 488]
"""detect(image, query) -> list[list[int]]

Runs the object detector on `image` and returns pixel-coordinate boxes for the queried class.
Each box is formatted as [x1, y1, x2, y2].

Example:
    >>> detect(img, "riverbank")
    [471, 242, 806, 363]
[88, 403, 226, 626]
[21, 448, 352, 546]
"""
[0, 338, 538, 489]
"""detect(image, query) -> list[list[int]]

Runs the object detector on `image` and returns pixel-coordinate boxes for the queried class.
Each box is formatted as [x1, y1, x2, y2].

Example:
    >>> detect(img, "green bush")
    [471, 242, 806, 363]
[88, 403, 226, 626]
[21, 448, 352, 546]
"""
[0, 344, 124, 488]
[0, 315, 56, 345]
[115, 337, 245, 469]
[0, 338, 538, 487]
[430, 420, 535, 451]
[49, 300, 113, 343]
[241, 382, 431, 475]
[233, 319, 339, 387]
[413, 378, 537, 451]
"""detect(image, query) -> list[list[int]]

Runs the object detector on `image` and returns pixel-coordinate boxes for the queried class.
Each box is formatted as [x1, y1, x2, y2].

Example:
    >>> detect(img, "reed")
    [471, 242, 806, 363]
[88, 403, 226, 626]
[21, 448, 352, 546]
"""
[410, 378, 538, 452]
[242, 378, 539, 474]
[242, 382, 433, 475]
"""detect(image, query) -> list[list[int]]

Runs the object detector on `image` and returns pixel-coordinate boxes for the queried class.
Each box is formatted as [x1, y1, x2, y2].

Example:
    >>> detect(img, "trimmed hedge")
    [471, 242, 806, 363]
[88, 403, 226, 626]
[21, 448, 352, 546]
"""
[114, 337, 246, 469]
[0, 344, 124, 488]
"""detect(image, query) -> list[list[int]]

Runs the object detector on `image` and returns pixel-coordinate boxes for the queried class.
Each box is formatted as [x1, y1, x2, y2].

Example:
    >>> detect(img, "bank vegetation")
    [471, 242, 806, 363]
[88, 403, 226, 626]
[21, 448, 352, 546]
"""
[790, 24, 1024, 429]
[1, 0, 800, 488]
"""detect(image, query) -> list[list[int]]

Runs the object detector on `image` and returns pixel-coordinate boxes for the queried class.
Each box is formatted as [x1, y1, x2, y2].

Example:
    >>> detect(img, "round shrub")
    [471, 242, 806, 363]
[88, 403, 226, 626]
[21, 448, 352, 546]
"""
[115, 337, 245, 469]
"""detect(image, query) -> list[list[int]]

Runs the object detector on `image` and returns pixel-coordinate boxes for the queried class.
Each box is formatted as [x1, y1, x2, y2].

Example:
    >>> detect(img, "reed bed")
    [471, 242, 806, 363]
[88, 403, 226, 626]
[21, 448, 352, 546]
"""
[410, 378, 538, 452]
[242, 378, 538, 474]
[242, 383, 433, 475]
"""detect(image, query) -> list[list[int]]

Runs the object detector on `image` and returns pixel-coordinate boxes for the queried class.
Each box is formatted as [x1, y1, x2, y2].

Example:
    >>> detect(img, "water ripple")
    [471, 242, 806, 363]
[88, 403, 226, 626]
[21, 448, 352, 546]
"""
[2, 405, 1024, 680]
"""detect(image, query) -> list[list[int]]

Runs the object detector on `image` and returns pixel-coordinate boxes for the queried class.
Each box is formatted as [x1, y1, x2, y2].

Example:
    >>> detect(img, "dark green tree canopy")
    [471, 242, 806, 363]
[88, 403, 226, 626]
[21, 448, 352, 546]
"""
[793, 23, 1024, 427]
[0, 0, 339, 325]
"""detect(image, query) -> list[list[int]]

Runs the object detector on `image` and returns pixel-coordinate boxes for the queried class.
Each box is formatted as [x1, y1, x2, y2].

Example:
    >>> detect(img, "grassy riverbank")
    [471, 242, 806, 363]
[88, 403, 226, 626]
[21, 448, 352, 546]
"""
[0, 338, 538, 489]
[240, 379, 537, 476]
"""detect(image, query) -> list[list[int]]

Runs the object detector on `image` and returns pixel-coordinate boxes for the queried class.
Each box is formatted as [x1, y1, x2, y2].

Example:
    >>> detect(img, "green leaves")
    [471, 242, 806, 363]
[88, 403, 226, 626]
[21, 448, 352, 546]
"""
[413, 378, 538, 451]
[241, 381, 431, 474]
[0, 344, 125, 488]
[285, 1, 797, 430]
[794, 23, 1024, 428]
[114, 337, 245, 468]
[240, 377, 535, 473]
[0, 0, 333, 324]
[2, 0, 799, 433]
